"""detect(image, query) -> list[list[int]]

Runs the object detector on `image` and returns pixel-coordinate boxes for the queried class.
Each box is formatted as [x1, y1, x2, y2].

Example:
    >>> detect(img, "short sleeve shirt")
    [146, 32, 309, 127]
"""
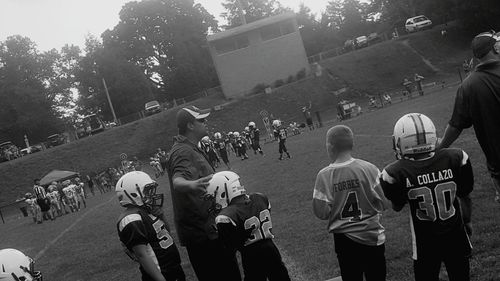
[167, 135, 216, 246]
[449, 60, 500, 175]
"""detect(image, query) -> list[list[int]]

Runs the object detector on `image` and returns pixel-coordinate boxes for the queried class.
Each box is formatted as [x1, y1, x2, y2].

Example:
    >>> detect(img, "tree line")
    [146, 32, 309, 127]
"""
[0, 0, 498, 145]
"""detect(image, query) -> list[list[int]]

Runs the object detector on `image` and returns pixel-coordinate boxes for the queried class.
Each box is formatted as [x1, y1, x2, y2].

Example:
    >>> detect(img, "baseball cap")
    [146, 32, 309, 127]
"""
[471, 31, 500, 59]
[176, 106, 211, 131]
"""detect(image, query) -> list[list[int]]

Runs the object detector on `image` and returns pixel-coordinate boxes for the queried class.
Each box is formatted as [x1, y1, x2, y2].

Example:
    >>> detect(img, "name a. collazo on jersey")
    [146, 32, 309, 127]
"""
[417, 169, 454, 185]
[333, 179, 360, 192]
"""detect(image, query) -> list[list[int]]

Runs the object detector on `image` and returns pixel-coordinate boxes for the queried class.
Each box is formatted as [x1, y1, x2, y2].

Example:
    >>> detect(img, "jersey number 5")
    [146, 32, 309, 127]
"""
[407, 182, 457, 221]
[341, 191, 362, 221]
[244, 209, 274, 246]
[152, 220, 174, 249]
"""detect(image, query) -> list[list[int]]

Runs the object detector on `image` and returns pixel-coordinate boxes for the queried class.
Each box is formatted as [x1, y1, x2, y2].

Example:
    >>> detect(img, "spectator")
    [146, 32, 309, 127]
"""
[302, 101, 314, 130]
[439, 31, 500, 203]
[157, 148, 168, 171]
[402, 77, 413, 98]
[86, 175, 95, 197]
[166, 106, 241, 281]
[414, 73, 425, 96]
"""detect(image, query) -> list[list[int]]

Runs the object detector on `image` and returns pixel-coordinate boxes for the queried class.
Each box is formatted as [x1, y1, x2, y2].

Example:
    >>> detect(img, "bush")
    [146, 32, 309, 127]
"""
[251, 83, 269, 95]
[287, 75, 295, 84]
[274, 79, 285, 88]
[296, 68, 306, 80]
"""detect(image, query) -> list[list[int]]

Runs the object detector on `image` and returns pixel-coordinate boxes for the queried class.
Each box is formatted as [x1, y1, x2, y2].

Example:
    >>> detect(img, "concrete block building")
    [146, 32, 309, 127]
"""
[207, 12, 310, 99]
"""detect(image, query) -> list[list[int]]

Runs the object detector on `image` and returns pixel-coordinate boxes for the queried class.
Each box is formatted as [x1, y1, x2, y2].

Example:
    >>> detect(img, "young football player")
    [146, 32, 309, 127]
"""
[25, 193, 42, 224]
[272, 120, 291, 160]
[313, 125, 388, 281]
[116, 171, 185, 281]
[46, 185, 62, 217]
[380, 113, 473, 281]
[234, 132, 249, 160]
[0, 248, 42, 280]
[63, 180, 79, 212]
[248, 122, 264, 156]
[206, 171, 290, 281]
[213, 132, 231, 169]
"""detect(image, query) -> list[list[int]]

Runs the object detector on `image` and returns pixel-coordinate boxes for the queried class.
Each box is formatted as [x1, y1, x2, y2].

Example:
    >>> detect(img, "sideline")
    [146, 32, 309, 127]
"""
[34, 196, 115, 260]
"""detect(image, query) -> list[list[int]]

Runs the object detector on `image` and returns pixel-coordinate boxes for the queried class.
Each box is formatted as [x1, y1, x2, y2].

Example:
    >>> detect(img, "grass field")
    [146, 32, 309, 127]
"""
[1, 84, 499, 281]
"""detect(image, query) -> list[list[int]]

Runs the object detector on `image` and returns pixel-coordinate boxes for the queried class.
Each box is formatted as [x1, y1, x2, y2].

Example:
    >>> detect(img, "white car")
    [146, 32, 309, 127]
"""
[405, 15, 432, 33]
[355, 36, 368, 48]
[145, 101, 162, 116]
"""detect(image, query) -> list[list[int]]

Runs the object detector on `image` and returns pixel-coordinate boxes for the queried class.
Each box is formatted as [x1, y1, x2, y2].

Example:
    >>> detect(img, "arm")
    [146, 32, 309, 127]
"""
[380, 169, 407, 212]
[312, 175, 332, 220]
[216, 216, 241, 253]
[132, 244, 166, 281]
[172, 175, 212, 193]
[456, 151, 474, 234]
[438, 124, 462, 150]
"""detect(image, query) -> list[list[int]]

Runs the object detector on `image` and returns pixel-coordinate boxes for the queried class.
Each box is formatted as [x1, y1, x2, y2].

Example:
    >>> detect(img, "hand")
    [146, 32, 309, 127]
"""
[464, 222, 473, 236]
[191, 174, 213, 192]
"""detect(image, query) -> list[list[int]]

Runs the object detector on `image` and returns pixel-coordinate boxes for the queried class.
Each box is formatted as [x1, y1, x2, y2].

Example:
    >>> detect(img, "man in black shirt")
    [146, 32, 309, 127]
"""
[166, 106, 241, 281]
[439, 31, 500, 203]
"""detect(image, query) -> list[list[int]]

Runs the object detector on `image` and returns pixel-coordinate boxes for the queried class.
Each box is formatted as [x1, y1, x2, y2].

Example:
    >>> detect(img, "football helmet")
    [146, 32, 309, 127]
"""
[0, 248, 42, 281]
[393, 113, 437, 159]
[205, 171, 245, 213]
[244, 126, 250, 132]
[272, 120, 281, 127]
[115, 171, 163, 209]
[214, 132, 222, 139]
[233, 132, 240, 137]
[201, 136, 210, 144]
[248, 121, 256, 128]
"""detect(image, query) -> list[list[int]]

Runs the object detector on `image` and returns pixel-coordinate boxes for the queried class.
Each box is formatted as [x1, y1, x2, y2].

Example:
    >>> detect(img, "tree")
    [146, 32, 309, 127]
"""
[0, 36, 63, 144]
[221, 0, 290, 28]
[102, 0, 219, 99]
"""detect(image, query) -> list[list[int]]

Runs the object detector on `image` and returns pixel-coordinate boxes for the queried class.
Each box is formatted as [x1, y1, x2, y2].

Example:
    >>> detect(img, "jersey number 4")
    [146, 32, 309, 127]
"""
[408, 182, 456, 221]
[244, 209, 274, 246]
[341, 191, 362, 221]
[152, 220, 174, 249]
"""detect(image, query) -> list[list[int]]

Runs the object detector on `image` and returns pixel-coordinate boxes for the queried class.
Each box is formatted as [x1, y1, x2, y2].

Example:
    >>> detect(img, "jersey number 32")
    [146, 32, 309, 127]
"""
[244, 209, 274, 246]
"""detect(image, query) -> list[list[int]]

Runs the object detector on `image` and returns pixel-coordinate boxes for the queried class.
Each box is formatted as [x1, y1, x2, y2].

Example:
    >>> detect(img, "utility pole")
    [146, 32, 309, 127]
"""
[102, 78, 118, 124]
[235, 0, 247, 25]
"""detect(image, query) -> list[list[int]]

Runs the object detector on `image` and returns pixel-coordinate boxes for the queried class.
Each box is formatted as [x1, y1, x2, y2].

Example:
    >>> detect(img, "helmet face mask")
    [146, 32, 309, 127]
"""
[116, 171, 163, 210]
[142, 182, 164, 209]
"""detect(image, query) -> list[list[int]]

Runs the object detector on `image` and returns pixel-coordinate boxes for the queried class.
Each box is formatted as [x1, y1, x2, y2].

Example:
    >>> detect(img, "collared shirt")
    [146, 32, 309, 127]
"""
[166, 135, 216, 246]
[450, 60, 500, 176]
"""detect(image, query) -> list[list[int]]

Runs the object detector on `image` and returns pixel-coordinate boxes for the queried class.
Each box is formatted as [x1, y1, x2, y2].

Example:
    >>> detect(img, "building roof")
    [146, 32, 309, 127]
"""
[207, 12, 296, 42]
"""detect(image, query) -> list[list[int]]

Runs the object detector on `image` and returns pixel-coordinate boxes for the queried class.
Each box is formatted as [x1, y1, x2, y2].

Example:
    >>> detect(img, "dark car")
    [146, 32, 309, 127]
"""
[83, 114, 106, 135]
[46, 134, 67, 148]
[367, 33, 382, 45]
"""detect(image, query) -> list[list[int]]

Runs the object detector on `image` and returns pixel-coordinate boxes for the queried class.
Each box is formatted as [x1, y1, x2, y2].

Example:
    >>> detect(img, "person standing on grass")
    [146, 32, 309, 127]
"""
[414, 73, 425, 96]
[438, 31, 500, 204]
[166, 106, 241, 281]
[313, 125, 388, 281]
[86, 174, 95, 196]
[381, 113, 473, 281]
[302, 101, 314, 130]
[33, 179, 53, 221]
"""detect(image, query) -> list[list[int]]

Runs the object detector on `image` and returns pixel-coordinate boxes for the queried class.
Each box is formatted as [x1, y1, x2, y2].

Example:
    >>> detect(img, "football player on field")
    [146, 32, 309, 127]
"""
[205, 171, 290, 281]
[214, 132, 231, 169]
[248, 122, 264, 156]
[380, 113, 473, 281]
[272, 120, 290, 160]
[0, 248, 42, 280]
[313, 125, 389, 281]
[116, 171, 185, 281]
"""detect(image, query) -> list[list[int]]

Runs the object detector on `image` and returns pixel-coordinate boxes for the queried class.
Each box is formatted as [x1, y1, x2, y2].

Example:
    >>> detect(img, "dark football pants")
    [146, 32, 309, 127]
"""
[242, 240, 291, 281]
[278, 141, 287, 154]
[334, 233, 386, 281]
[186, 239, 241, 281]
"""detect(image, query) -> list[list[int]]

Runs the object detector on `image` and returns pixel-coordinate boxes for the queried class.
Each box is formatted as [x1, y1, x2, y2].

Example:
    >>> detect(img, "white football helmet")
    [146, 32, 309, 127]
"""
[272, 120, 281, 127]
[393, 113, 437, 159]
[201, 136, 210, 144]
[115, 171, 163, 209]
[248, 121, 256, 128]
[233, 132, 240, 137]
[244, 126, 250, 132]
[205, 171, 246, 213]
[0, 248, 42, 281]
[214, 132, 222, 139]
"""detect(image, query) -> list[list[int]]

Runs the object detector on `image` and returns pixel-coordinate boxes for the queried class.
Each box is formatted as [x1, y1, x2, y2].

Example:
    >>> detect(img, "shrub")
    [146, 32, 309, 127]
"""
[274, 79, 285, 88]
[296, 68, 306, 80]
[287, 75, 295, 84]
[251, 83, 269, 95]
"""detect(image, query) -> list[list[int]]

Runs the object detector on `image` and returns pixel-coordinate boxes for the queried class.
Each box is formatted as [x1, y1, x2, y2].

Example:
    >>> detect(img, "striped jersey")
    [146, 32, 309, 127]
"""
[313, 158, 387, 246]
[33, 185, 46, 199]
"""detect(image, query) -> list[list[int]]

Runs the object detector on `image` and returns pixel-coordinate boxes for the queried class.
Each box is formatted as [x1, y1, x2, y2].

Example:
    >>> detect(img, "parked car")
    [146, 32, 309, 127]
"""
[145, 101, 162, 116]
[46, 134, 68, 148]
[21, 144, 44, 155]
[83, 114, 106, 135]
[355, 36, 368, 48]
[0, 141, 20, 162]
[367, 32, 382, 45]
[405, 15, 432, 33]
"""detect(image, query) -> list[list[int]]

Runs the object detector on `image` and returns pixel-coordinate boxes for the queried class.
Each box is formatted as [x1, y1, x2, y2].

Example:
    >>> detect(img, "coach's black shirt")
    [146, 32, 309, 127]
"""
[166, 135, 217, 246]
[450, 60, 500, 176]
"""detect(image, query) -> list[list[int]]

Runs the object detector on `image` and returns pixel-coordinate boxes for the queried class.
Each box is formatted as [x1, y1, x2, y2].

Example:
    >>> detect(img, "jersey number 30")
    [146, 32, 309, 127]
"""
[244, 209, 274, 246]
[408, 182, 457, 221]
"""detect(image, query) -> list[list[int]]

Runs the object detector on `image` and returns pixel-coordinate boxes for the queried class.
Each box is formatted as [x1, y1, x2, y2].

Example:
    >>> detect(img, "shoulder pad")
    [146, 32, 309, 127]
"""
[215, 215, 236, 226]
[118, 213, 142, 232]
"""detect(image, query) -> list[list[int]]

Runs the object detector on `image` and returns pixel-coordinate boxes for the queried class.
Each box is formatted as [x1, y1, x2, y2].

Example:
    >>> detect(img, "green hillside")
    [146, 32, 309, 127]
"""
[0, 26, 470, 205]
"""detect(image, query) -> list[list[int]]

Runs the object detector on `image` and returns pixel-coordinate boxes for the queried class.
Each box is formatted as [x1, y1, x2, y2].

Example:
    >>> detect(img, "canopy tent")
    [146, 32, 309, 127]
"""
[39, 170, 79, 186]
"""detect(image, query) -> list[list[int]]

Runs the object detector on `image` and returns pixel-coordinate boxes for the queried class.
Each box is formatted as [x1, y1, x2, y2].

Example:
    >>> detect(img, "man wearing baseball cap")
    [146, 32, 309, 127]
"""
[166, 106, 241, 280]
[439, 31, 500, 203]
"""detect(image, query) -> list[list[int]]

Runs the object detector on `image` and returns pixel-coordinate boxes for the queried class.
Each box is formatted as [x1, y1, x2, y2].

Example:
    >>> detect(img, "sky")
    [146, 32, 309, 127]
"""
[0, 0, 330, 52]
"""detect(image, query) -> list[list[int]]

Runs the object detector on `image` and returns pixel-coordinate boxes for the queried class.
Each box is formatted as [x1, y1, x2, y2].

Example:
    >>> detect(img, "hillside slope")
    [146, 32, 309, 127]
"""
[0, 26, 470, 205]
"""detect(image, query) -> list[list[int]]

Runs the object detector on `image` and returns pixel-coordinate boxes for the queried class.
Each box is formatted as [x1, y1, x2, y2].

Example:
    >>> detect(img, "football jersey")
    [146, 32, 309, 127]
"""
[215, 193, 274, 250]
[277, 128, 287, 141]
[313, 158, 386, 246]
[381, 148, 473, 258]
[117, 207, 181, 276]
[63, 186, 75, 198]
